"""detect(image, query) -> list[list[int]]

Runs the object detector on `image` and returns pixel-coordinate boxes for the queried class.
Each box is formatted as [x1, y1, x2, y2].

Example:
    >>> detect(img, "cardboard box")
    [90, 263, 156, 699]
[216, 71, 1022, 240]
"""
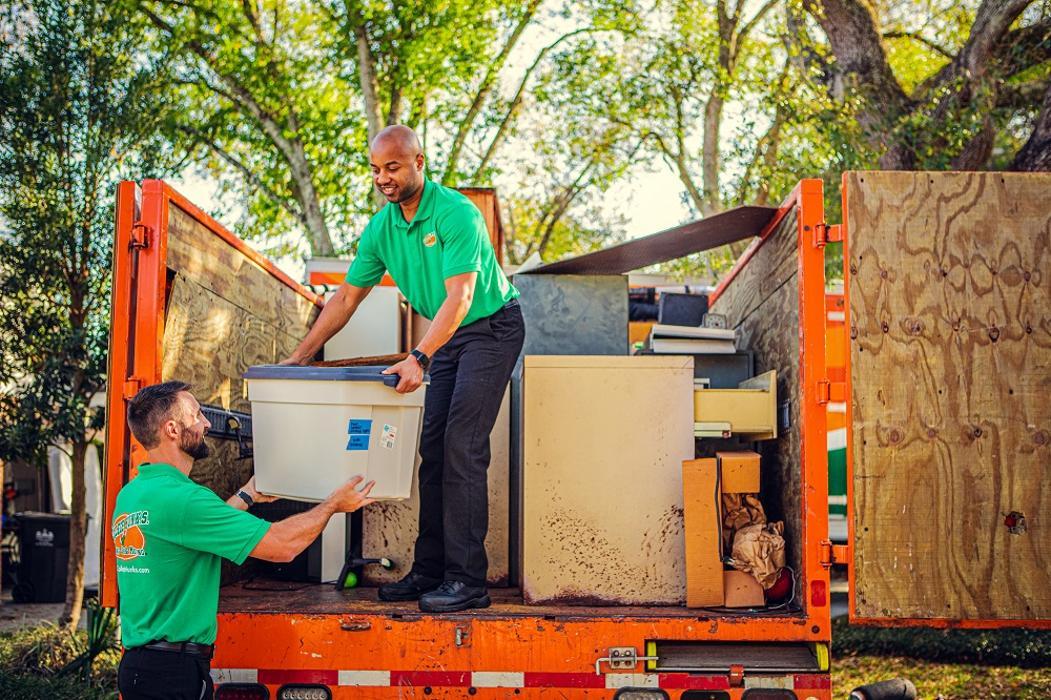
[723, 570, 765, 607]
[718, 451, 761, 493]
[683, 458, 724, 607]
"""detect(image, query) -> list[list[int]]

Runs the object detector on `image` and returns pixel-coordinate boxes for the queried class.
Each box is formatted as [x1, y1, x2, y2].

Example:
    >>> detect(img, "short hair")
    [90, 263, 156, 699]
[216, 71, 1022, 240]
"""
[127, 381, 191, 449]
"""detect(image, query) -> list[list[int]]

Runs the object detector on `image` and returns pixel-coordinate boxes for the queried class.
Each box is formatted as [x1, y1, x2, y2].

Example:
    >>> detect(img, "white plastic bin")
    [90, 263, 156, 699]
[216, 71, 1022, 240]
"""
[243, 365, 427, 501]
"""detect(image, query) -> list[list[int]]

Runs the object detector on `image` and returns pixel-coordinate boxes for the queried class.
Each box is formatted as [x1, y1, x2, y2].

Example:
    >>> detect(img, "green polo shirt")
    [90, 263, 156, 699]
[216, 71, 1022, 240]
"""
[112, 463, 270, 648]
[345, 180, 518, 326]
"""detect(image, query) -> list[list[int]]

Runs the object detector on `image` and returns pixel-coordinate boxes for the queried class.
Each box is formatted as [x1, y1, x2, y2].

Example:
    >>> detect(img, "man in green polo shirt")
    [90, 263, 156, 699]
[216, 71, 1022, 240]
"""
[283, 125, 525, 612]
[114, 380, 376, 699]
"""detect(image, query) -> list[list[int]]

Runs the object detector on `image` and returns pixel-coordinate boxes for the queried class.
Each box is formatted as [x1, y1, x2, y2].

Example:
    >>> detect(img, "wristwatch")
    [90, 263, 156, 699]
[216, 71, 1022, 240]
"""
[237, 489, 254, 507]
[410, 348, 431, 371]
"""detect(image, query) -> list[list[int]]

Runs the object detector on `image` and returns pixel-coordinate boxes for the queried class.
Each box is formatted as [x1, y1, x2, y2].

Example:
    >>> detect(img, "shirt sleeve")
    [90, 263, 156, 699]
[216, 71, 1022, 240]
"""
[438, 205, 487, 279]
[178, 487, 271, 565]
[345, 223, 387, 287]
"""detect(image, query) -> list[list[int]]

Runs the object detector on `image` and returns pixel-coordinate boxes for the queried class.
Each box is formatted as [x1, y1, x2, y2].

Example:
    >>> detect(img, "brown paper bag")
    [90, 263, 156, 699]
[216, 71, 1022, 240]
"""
[721, 493, 766, 552]
[730, 521, 785, 590]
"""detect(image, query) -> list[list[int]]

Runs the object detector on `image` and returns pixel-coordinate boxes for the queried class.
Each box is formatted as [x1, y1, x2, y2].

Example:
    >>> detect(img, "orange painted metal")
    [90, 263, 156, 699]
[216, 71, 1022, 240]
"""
[840, 172, 1051, 631]
[101, 181, 139, 608]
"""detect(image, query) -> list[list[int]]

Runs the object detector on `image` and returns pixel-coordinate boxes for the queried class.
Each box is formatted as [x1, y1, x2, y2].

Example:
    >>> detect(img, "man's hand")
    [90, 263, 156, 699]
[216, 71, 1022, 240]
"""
[326, 475, 377, 513]
[382, 356, 424, 394]
[278, 353, 308, 366]
[242, 476, 278, 504]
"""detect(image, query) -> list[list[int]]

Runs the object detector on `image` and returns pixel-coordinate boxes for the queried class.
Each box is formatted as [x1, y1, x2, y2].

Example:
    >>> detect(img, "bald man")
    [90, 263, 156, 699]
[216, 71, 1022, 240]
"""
[283, 125, 524, 612]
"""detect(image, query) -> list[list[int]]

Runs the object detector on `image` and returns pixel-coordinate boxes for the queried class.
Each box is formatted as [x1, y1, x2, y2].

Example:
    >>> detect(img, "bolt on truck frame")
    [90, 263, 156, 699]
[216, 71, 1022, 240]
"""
[103, 172, 1050, 699]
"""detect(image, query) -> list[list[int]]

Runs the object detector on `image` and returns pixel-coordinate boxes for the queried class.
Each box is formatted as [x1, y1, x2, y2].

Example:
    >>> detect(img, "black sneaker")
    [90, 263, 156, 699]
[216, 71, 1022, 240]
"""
[418, 580, 491, 613]
[378, 572, 442, 602]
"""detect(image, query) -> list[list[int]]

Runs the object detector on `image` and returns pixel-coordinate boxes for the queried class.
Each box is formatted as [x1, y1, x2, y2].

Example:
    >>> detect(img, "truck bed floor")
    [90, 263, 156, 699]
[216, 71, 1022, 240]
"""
[219, 579, 801, 619]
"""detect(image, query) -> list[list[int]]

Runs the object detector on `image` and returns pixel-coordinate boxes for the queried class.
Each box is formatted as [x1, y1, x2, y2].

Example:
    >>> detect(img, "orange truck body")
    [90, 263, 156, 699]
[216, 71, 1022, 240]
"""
[102, 176, 1047, 700]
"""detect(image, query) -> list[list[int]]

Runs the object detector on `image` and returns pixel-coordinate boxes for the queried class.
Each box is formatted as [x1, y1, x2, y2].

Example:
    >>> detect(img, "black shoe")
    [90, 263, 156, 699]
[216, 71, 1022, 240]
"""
[418, 580, 491, 613]
[378, 572, 442, 602]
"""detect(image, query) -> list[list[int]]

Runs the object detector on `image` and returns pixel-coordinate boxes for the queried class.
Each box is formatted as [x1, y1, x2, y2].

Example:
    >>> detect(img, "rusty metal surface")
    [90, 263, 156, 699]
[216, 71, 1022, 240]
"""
[217, 581, 803, 620]
[523, 206, 778, 275]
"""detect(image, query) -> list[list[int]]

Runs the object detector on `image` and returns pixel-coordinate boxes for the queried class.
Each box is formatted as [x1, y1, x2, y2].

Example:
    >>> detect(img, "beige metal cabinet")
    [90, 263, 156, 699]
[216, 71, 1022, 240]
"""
[522, 355, 695, 605]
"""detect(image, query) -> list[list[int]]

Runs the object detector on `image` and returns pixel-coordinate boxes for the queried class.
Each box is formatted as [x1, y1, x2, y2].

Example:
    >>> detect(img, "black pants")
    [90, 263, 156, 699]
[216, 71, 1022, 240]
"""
[413, 301, 525, 586]
[118, 647, 214, 700]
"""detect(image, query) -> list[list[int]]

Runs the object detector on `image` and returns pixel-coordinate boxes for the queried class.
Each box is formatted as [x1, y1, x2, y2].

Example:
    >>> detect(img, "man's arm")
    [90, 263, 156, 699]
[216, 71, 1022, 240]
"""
[249, 477, 375, 562]
[281, 282, 374, 365]
[383, 272, 476, 393]
[226, 476, 278, 512]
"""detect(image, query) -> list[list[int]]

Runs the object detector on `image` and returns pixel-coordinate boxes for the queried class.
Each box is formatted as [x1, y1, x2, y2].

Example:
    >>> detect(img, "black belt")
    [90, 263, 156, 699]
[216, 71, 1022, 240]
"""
[136, 640, 214, 659]
[502, 299, 520, 310]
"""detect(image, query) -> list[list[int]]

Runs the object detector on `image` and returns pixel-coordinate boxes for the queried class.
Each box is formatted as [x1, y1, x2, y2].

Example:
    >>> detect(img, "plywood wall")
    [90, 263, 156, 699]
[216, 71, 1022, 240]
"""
[848, 171, 1051, 620]
[162, 203, 319, 498]
[709, 209, 803, 576]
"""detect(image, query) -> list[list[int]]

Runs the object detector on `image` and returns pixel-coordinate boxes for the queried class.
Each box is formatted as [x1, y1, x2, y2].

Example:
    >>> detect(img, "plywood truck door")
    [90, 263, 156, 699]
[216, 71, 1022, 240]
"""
[844, 171, 1051, 627]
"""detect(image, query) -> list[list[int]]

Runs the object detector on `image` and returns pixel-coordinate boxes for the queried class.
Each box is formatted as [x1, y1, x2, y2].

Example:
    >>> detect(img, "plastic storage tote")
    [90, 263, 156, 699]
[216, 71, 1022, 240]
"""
[243, 365, 427, 501]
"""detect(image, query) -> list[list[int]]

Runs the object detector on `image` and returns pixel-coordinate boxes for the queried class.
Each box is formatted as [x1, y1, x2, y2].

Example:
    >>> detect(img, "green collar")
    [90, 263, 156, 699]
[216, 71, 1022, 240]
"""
[136, 463, 189, 481]
[390, 179, 436, 231]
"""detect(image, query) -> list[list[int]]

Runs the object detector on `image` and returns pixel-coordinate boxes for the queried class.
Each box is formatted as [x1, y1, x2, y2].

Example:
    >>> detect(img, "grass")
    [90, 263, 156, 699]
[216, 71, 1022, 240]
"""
[832, 618, 1051, 699]
[832, 655, 1051, 699]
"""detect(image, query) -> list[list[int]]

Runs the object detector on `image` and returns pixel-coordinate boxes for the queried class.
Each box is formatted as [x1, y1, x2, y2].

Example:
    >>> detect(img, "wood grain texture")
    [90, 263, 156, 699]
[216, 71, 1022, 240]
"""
[162, 275, 307, 500]
[166, 203, 318, 340]
[848, 171, 1051, 620]
[710, 209, 802, 577]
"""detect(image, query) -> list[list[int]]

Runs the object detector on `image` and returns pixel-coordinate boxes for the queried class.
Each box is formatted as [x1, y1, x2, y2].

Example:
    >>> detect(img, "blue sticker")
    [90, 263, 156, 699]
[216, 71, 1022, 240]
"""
[347, 419, 372, 435]
[346, 434, 370, 451]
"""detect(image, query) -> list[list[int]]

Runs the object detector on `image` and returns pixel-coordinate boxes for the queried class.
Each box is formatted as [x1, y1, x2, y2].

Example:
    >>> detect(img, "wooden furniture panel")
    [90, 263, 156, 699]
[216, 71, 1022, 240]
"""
[848, 171, 1051, 620]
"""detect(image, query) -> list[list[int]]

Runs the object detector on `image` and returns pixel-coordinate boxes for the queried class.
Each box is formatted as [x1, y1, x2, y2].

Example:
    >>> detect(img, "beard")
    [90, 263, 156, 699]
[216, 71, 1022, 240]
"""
[179, 429, 210, 460]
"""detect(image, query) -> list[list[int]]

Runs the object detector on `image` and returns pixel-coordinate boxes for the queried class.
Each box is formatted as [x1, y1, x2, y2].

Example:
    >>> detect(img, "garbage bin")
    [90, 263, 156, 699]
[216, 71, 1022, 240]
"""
[244, 365, 427, 502]
[12, 511, 70, 603]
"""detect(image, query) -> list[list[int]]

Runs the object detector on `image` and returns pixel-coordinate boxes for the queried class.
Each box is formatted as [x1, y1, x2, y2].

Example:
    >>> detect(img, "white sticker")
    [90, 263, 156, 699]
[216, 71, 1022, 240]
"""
[381, 423, 397, 449]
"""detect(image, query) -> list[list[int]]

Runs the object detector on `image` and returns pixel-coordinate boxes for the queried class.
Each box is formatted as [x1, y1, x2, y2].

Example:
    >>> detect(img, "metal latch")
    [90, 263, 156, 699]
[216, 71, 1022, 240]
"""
[813, 222, 843, 248]
[817, 379, 830, 405]
[130, 223, 151, 250]
[595, 647, 660, 674]
[819, 539, 849, 567]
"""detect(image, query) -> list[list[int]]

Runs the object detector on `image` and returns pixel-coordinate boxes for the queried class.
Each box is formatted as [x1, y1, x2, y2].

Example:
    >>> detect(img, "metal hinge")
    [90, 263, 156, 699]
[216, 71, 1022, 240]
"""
[813, 222, 843, 248]
[819, 539, 849, 567]
[122, 378, 143, 399]
[594, 647, 660, 674]
[816, 379, 830, 405]
[130, 223, 151, 250]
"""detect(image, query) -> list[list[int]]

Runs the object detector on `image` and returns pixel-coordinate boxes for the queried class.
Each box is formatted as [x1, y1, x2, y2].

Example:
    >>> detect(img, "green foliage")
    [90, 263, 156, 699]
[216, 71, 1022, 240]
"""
[0, 616, 120, 699]
[0, 0, 180, 463]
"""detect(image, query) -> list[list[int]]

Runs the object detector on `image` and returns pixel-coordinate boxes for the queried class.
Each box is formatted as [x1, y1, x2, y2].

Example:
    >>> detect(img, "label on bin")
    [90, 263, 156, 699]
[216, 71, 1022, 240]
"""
[381, 424, 397, 449]
[347, 419, 372, 435]
[347, 434, 370, 451]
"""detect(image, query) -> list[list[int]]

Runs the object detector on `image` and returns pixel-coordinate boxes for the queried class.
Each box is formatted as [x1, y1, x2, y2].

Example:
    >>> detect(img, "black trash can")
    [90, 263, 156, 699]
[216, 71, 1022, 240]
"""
[12, 511, 70, 603]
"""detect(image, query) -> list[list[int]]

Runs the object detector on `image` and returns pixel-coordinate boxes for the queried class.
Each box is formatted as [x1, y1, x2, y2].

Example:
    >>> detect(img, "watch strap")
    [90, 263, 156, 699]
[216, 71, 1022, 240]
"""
[237, 489, 254, 507]
[410, 348, 430, 370]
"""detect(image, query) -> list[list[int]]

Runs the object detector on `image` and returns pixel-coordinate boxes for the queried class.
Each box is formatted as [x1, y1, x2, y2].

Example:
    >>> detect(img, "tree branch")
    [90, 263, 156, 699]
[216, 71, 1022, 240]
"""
[1011, 80, 1051, 170]
[442, 0, 541, 183]
[881, 30, 953, 58]
[473, 27, 609, 180]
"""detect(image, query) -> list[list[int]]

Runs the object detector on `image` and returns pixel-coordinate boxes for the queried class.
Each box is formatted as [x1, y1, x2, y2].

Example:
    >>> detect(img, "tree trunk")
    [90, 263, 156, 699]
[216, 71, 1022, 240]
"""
[60, 439, 87, 631]
[1012, 82, 1051, 171]
[701, 95, 723, 215]
[356, 24, 383, 145]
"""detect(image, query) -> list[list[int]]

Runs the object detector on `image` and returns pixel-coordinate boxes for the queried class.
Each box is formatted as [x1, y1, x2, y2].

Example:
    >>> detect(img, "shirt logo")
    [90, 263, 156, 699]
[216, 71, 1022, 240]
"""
[423, 232, 438, 248]
[113, 510, 149, 561]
